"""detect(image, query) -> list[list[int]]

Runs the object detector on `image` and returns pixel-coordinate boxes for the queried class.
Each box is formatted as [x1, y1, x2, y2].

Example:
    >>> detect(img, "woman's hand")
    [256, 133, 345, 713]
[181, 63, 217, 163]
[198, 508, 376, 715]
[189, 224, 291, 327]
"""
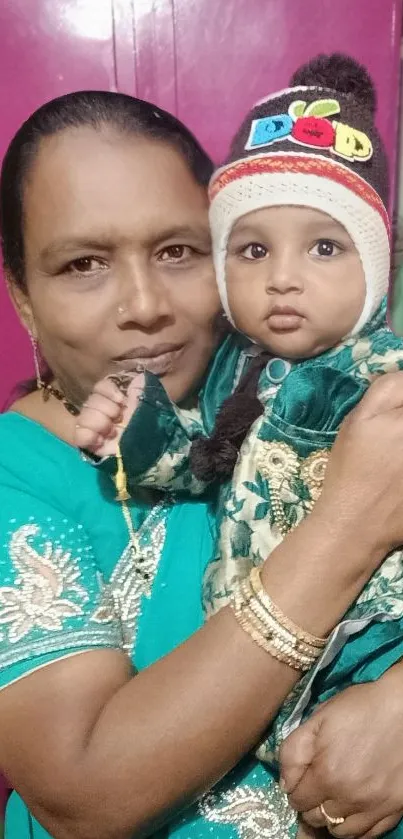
[313, 370, 403, 558]
[280, 663, 403, 838]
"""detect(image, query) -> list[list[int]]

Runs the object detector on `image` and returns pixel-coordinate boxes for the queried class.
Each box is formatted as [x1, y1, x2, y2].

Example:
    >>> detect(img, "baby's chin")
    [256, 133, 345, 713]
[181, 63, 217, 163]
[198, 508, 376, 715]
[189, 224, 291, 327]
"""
[245, 324, 342, 361]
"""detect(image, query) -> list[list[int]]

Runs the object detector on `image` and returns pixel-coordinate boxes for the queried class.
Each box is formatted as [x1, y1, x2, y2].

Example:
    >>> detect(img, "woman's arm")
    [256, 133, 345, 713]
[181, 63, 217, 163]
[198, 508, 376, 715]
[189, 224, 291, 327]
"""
[0, 518, 380, 839]
[3, 371, 403, 839]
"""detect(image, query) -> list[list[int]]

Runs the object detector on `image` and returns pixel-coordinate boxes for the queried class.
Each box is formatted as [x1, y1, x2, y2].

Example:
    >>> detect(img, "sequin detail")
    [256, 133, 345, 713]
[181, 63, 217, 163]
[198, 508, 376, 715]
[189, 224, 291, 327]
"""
[91, 572, 117, 624]
[199, 783, 298, 839]
[257, 441, 299, 484]
[256, 441, 328, 535]
[0, 524, 88, 643]
[104, 502, 168, 654]
[300, 450, 329, 504]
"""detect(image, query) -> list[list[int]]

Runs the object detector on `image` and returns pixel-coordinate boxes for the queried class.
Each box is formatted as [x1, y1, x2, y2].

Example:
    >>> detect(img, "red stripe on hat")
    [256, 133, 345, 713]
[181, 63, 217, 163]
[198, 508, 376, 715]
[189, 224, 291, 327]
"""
[209, 154, 389, 234]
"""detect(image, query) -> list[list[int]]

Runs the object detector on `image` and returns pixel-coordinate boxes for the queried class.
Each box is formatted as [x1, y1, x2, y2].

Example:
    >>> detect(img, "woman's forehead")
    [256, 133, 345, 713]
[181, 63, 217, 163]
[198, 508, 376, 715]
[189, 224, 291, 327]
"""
[23, 127, 209, 248]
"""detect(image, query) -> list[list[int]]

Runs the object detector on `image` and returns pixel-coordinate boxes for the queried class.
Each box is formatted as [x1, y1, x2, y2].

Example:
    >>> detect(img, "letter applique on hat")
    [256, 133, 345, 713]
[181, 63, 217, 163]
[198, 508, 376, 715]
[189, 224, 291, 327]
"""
[246, 97, 373, 162]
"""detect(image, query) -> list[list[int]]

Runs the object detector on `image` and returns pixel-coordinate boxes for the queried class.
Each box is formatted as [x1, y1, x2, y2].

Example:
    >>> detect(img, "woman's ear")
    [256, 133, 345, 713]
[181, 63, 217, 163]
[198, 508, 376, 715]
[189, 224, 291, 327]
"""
[5, 273, 36, 336]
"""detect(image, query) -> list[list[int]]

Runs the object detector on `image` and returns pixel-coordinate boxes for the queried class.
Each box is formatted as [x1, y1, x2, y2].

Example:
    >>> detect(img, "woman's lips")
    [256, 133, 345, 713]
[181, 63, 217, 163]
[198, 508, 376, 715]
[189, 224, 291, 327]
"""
[111, 345, 185, 376]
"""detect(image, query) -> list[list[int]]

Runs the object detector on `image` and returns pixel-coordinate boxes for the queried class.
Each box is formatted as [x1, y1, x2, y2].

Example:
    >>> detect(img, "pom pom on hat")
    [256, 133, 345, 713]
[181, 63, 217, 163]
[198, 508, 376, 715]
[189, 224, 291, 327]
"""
[290, 53, 377, 116]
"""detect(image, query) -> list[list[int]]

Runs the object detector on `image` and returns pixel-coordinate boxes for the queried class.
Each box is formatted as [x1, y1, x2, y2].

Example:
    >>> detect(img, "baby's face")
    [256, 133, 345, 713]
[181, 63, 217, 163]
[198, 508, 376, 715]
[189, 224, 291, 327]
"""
[225, 206, 366, 359]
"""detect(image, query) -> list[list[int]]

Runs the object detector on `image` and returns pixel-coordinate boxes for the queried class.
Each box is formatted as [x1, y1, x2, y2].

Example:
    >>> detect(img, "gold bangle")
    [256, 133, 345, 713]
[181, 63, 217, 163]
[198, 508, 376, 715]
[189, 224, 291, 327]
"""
[232, 589, 319, 673]
[246, 606, 316, 669]
[239, 578, 322, 659]
[229, 567, 327, 673]
[250, 566, 327, 649]
[232, 604, 315, 672]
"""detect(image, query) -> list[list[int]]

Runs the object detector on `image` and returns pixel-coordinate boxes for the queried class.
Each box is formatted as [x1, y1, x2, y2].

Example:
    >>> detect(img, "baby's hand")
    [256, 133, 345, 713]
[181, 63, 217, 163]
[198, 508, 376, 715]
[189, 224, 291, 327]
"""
[75, 372, 145, 457]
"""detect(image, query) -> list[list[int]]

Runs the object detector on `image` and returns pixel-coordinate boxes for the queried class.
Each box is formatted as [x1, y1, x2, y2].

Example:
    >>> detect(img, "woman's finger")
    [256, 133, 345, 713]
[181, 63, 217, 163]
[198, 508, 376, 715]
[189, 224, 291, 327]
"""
[300, 806, 327, 828]
[360, 812, 403, 839]
[280, 716, 320, 795]
[302, 802, 402, 839]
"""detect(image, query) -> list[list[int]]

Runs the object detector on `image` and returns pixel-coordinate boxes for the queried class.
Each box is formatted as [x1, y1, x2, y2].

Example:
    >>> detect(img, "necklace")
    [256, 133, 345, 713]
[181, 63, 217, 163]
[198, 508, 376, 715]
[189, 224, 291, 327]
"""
[42, 375, 149, 581]
[40, 372, 135, 417]
[39, 381, 80, 416]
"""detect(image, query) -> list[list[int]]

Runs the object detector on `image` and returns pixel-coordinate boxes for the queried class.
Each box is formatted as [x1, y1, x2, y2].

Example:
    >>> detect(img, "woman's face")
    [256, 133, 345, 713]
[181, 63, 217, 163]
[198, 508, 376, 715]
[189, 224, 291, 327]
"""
[16, 126, 220, 404]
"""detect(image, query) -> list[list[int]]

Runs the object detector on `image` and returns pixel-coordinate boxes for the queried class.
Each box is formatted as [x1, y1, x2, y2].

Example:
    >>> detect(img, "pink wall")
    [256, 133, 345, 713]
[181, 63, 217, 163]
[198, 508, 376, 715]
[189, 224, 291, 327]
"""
[0, 0, 401, 821]
[0, 0, 402, 408]
[0, 0, 117, 406]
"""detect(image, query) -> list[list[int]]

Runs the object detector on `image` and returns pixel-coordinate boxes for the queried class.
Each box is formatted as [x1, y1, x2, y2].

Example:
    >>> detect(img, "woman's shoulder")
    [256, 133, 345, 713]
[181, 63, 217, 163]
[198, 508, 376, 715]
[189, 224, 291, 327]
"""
[0, 410, 81, 485]
[0, 410, 124, 693]
[0, 409, 161, 570]
[1, 406, 70, 443]
[0, 410, 111, 538]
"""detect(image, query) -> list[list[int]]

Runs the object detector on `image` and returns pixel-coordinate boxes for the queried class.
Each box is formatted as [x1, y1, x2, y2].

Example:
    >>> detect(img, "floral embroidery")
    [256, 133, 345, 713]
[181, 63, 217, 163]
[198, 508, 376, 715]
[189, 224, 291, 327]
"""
[300, 450, 329, 504]
[255, 441, 328, 536]
[91, 572, 117, 624]
[257, 441, 299, 486]
[352, 547, 403, 616]
[139, 439, 205, 493]
[355, 348, 403, 385]
[351, 336, 372, 361]
[199, 783, 298, 839]
[0, 524, 88, 643]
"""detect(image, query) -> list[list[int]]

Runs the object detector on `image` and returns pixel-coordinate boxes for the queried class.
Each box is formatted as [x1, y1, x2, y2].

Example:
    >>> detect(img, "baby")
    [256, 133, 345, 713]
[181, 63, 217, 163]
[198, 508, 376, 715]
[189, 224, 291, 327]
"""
[76, 54, 403, 836]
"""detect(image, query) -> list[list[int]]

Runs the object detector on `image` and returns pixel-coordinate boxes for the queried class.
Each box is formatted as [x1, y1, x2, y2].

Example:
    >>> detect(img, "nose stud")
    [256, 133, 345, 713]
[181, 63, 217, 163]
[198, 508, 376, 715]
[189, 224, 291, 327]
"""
[117, 305, 127, 316]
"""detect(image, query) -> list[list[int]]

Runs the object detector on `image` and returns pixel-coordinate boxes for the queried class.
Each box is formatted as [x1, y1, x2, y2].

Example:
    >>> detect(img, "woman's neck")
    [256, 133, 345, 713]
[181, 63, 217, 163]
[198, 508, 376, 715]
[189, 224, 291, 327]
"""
[9, 389, 77, 446]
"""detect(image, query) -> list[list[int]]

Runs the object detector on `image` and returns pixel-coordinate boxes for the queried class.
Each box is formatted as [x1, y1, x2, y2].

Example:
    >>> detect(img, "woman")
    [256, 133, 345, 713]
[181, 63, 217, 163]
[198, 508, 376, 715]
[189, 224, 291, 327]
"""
[1, 90, 403, 839]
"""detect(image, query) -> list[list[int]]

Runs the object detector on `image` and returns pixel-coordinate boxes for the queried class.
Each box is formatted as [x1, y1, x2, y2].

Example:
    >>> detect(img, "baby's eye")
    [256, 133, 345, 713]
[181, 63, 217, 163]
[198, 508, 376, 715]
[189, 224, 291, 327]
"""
[241, 243, 268, 260]
[310, 240, 342, 258]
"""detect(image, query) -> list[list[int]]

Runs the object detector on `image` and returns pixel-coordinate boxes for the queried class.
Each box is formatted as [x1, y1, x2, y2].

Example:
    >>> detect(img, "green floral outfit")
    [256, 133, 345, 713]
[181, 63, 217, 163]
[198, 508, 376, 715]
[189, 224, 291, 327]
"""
[97, 298, 403, 837]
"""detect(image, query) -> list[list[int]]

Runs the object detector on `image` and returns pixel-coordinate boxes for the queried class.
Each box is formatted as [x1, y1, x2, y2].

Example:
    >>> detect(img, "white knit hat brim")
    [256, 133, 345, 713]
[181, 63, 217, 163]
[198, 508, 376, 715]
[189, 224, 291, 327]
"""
[209, 167, 390, 337]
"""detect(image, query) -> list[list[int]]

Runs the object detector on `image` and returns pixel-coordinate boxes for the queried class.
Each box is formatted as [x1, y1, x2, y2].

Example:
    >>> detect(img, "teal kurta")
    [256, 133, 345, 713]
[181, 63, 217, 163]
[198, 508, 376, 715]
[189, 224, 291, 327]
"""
[0, 412, 295, 839]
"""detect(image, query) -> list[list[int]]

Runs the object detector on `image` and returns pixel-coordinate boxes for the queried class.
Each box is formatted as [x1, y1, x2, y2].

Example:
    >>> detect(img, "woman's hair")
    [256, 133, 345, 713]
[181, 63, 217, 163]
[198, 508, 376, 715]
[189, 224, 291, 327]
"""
[0, 91, 214, 401]
[0, 89, 214, 290]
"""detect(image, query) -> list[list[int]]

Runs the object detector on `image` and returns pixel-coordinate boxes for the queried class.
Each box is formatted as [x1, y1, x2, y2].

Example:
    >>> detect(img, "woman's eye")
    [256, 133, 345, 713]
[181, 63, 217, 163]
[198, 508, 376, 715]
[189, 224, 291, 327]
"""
[159, 245, 191, 262]
[66, 257, 107, 274]
[310, 240, 342, 258]
[241, 243, 268, 260]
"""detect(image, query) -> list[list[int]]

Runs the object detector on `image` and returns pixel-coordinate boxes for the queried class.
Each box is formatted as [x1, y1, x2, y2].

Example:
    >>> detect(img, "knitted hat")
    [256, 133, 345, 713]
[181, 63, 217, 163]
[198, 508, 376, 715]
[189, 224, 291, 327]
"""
[209, 54, 390, 336]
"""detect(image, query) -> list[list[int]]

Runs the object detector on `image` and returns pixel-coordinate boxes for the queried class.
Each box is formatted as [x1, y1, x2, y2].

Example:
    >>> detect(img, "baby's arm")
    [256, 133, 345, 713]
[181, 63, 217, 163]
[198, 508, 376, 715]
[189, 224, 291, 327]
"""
[75, 373, 144, 457]
[75, 372, 210, 495]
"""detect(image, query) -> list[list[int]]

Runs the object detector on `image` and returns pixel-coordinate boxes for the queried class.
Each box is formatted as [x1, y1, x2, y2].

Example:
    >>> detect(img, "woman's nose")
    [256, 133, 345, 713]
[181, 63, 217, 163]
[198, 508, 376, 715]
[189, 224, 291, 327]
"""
[117, 266, 173, 329]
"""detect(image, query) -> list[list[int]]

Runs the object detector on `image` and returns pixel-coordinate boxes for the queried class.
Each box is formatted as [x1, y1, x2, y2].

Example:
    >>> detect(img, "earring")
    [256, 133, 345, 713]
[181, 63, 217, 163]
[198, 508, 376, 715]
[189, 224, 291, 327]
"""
[29, 332, 44, 390]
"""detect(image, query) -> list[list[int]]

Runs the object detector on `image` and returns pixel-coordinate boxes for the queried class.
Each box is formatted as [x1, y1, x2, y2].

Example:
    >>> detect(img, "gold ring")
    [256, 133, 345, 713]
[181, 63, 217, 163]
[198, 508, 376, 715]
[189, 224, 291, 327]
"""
[319, 803, 345, 827]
